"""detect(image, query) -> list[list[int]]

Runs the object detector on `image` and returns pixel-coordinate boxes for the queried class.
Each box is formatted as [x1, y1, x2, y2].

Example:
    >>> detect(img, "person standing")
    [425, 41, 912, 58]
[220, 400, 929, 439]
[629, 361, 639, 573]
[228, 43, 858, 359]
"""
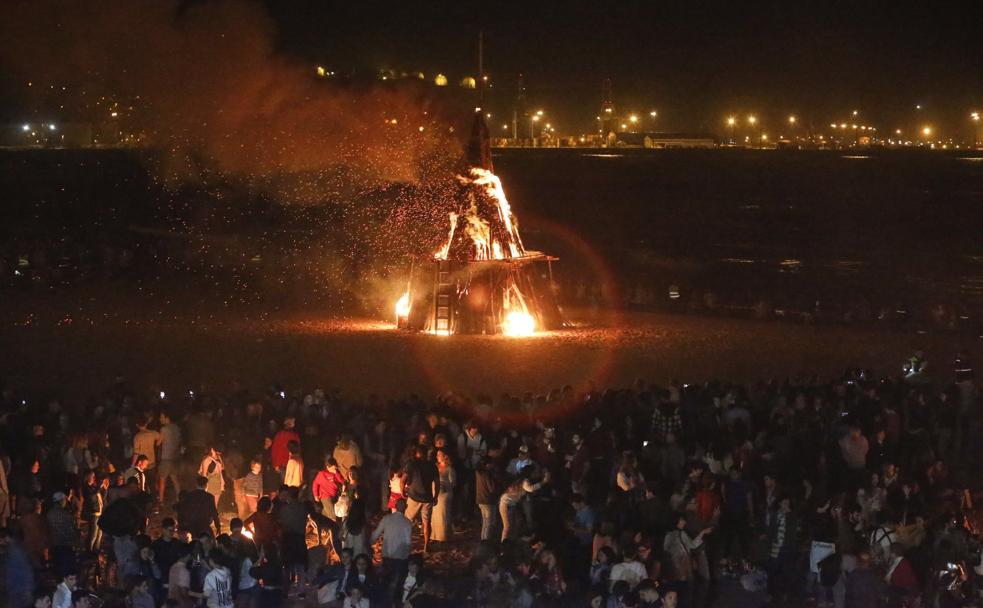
[47, 492, 80, 577]
[474, 458, 499, 541]
[176, 476, 220, 537]
[270, 417, 300, 477]
[430, 449, 456, 543]
[199, 447, 225, 508]
[333, 434, 363, 481]
[283, 441, 304, 490]
[124, 455, 150, 493]
[132, 415, 161, 490]
[241, 460, 263, 517]
[158, 410, 183, 503]
[499, 480, 524, 543]
[198, 549, 234, 608]
[457, 421, 487, 520]
[81, 471, 106, 552]
[403, 447, 438, 553]
[371, 499, 413, 590]
[312, 458, 345, 522]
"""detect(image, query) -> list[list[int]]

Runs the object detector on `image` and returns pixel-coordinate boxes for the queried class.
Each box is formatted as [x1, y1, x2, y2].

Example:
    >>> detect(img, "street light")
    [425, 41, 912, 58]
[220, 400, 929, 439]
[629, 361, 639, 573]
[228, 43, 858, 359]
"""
[530, 114, 540, 141]
[748, 115, 760, 147]
[649, 110, 657, 118]
[788, 115, 796, 124]
[921, 126, 932, 137]
[727, 116, 736, 144]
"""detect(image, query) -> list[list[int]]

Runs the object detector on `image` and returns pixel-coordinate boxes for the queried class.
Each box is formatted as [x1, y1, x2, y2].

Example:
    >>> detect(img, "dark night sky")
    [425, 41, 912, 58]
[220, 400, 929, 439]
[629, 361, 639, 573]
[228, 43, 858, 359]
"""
[267, 0, 983, 134]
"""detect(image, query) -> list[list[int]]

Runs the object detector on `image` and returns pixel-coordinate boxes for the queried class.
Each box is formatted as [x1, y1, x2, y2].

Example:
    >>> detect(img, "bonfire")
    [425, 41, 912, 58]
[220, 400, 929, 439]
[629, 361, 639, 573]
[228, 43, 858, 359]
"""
[394, 112, 562, 336]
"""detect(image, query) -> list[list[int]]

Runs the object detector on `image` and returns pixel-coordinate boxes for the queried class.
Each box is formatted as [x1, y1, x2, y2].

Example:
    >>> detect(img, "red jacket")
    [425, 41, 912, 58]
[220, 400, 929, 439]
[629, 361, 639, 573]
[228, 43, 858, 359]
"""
[312, 469, 345, 501]
[889, 558, 920, 595]
[270, 429, 300, 470]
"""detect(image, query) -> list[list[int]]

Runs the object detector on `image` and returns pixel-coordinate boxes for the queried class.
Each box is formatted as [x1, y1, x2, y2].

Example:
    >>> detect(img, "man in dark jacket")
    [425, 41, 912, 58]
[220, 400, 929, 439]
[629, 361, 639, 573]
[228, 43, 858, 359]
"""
[404, 447, 438, 553]
[175, 476, 220, 537]
[765, 496, 801, 604]
[474, 458, 499, 541]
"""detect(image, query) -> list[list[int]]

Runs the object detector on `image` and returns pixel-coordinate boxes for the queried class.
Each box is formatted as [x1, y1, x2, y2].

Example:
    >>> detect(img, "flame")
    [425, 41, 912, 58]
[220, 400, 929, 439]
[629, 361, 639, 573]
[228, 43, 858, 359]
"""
[434, 168, 527, 261]
[414, 167, 544, 337]
[502, 310, 535, 337]
[395, 292, 410, 318]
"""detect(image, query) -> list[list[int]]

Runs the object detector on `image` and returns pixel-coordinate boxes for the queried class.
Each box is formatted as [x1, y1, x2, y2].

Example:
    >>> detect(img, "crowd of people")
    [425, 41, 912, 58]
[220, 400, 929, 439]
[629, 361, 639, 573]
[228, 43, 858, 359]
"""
[0, 356, 982, 608]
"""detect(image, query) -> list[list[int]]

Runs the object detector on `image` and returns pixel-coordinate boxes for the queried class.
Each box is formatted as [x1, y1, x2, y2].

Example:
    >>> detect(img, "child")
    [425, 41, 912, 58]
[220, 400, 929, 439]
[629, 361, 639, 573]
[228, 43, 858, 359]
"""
[242, 460, 263, 517]
[387, 466, 406, 512]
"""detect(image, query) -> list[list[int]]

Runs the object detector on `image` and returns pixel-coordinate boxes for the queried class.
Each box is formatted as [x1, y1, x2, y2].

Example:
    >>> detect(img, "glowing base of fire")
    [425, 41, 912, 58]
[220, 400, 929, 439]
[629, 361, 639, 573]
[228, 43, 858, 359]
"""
[502, 310, 536, 337]
[393, 294, 536, 337]
[394, 292, 411, 319]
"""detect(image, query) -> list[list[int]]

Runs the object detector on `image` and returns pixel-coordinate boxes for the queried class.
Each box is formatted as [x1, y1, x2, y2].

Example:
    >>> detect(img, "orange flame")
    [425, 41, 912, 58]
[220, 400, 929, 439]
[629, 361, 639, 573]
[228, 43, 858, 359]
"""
[434, 167, 528, 261]
[395, 292, 410, 318]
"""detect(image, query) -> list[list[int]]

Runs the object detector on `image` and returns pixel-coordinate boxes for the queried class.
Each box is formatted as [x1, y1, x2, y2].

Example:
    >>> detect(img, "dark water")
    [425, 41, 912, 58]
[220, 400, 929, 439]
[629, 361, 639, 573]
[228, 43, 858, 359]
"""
[494, 148, 983, 324]
[3, 147, 983, 327]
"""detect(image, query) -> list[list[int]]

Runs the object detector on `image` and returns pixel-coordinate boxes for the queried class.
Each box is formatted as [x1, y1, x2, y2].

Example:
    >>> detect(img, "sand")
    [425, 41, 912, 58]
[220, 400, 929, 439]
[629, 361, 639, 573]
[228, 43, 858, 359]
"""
[0, 290, 973, 400]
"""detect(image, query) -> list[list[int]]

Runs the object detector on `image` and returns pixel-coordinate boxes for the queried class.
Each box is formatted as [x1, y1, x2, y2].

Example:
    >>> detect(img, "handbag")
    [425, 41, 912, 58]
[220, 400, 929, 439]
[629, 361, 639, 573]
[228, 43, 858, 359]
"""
[334, 491, 351, 519]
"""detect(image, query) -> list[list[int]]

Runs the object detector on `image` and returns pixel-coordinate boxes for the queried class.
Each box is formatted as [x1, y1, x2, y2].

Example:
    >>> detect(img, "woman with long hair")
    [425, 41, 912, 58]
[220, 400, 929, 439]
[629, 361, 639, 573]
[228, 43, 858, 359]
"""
[342, 466, 367, 557]
[430, 449, 456, 543]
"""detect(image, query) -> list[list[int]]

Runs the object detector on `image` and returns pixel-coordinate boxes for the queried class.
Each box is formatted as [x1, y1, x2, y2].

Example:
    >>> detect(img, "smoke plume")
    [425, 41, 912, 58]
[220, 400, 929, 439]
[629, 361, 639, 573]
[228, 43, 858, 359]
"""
[0, 0, 460, 201]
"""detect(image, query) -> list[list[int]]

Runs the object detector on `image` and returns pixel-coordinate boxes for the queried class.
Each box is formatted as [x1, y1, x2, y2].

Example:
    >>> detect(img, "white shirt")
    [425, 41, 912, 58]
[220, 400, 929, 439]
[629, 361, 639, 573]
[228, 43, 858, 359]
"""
[343, 597, 370, 608]
[53, 582, 73, 608]
[609, 560, 647, 590]
[203, 567, 234, 608]
[239, 557, 257, 590]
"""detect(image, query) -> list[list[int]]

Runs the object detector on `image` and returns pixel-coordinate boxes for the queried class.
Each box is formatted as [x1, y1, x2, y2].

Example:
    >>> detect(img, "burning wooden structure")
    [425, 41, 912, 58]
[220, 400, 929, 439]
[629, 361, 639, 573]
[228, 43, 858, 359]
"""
[395, 112, 563, 336]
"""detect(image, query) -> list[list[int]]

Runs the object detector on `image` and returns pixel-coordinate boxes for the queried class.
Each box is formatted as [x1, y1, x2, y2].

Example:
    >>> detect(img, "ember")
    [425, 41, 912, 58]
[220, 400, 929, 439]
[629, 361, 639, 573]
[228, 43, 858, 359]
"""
[396, 111, 563, 336]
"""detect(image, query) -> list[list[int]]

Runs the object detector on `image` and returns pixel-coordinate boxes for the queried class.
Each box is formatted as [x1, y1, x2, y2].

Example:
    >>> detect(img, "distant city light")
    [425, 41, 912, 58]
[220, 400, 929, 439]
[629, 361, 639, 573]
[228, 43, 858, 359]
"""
[536, 110, 544, 116]
[21, 124, 29, 132]
[434, 74, 448, 86]
[315, 66, 326, 77]
[748, 115, 757, 125]
[788, 115, 796, 124]
[852, 110, 859, 117]
[629, 115, 638, 123]
[727, 117, 736, 126]
[48, 124, 56, 131]
[922, 126, 932, 136]
[649, 110, 657, 117]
